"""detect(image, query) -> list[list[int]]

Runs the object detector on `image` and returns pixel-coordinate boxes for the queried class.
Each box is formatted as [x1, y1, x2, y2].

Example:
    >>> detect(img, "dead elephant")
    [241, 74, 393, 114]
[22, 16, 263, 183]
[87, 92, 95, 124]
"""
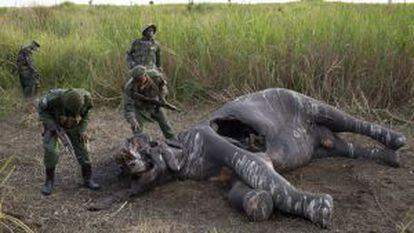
[89, 88, 406, 228]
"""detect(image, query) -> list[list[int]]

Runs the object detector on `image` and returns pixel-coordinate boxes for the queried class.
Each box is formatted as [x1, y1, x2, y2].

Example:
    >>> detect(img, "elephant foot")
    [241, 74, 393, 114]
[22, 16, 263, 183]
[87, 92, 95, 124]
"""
[243, 190, 274, 222]
[386, 134, 406, 150]
[302, 193, 334, 228]
[377, 149, 401, 167]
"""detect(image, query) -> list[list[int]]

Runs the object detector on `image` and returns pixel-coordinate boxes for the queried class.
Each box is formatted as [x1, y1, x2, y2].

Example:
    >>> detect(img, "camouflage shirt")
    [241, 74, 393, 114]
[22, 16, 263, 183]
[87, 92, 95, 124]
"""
[16, 47, 39, 85]
[126, 38, 161, 69]
[38, 88, 93, 132]
[122, 71, 166, 122]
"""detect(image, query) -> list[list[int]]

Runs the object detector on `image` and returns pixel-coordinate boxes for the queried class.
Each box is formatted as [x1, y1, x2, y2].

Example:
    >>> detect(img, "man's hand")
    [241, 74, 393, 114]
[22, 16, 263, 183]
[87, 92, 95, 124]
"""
[42, 123, 57, 139]
[79, 132, 89, 143]
[59, 116, 80, 129]
[132, 93, 160, 104]
[131, 120, 141, 133]
[42, 122, 58, 134]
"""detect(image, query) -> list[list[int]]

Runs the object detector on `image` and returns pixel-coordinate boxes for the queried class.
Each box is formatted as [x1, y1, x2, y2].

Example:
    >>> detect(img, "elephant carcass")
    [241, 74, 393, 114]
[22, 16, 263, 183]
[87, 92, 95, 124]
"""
[93, 88, 406, 228]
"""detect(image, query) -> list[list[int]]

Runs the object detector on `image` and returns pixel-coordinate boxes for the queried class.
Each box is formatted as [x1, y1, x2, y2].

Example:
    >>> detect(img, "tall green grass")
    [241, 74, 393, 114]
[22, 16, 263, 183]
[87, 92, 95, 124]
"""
[1, 2, 413, 116]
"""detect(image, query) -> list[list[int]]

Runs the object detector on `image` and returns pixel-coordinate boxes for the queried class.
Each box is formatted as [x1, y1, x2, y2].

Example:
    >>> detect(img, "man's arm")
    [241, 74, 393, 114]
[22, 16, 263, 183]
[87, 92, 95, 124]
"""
[27, 56, 37, 74]
[126, 40, 138, 69]
[132, 92, 161, 104]
[38, 97, 57, 129]
[155, 42, 161, 69]
[77, 93, 93, 134]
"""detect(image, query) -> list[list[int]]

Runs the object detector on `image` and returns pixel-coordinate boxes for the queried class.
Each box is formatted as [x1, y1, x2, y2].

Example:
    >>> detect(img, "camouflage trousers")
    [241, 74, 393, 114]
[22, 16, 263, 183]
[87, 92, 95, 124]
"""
[19, 74, 38, 99]
[127, 106, 175, 139]
[21, 85, 37, 99]
[42, 125, 90, 169]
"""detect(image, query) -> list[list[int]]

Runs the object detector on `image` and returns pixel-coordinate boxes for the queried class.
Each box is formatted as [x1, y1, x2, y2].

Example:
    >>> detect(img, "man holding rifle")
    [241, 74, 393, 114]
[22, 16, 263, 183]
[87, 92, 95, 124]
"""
[38, 88, 100, 195]
[126, 24, 161, 70]
[123, 65, 178, 139]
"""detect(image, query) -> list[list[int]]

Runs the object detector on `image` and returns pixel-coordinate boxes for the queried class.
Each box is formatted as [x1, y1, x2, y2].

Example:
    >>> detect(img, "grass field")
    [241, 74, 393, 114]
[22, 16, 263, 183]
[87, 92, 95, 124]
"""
[0, 2, 413, 118]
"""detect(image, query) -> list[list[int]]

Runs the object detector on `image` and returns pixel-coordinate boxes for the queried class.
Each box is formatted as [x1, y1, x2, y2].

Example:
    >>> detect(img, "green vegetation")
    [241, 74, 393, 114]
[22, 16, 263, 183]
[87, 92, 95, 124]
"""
[1, 2, 413, 116]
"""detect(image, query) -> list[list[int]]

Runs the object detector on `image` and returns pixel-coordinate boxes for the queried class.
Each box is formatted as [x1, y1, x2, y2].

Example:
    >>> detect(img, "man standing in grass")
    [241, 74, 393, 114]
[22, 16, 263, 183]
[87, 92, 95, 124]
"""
[38, 88, 100, 195]
[126, 24, 172, 104]
[126, 24, 161, 70]
[122, 65, 176, 139]
[16, 41, 40, 99]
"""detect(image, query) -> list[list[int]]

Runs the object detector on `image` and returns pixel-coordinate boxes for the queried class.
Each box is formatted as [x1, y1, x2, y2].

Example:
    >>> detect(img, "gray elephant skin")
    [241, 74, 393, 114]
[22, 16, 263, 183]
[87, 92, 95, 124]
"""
[91, 88, 406, 229]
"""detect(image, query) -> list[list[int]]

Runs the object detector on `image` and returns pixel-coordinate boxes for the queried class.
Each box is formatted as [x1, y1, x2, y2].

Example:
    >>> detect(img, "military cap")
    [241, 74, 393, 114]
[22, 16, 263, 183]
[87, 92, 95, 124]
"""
[146, 69, 162, 78]
[141, 24, 157, 35]
[63, 89, 84, 116]
[130, 65, 147, 78]
[32, 40, 40, 48]
[22, 40, 40, 51]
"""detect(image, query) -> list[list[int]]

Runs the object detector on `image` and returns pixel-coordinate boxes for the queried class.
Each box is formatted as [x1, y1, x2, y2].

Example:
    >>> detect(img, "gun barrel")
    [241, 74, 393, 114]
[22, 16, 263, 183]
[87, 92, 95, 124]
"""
[56, 127, 77, 157]
[162, 102, 182, 112]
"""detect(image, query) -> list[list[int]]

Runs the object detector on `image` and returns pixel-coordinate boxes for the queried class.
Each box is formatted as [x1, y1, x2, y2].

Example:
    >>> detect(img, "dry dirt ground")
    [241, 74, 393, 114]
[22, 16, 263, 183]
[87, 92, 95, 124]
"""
[0, 105, 413, 233]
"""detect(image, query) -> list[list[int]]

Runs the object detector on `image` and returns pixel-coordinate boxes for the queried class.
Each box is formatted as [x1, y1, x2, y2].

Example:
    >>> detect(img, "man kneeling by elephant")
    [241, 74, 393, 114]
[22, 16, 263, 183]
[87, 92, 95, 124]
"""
[38, 88, 100, 195]
[122, 65, 176, 139]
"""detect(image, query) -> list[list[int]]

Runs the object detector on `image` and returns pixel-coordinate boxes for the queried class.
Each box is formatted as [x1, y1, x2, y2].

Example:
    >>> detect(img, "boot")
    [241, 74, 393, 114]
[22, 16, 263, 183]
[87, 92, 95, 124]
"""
[41, 168, 55, 195]
[81, 164, 100, 190]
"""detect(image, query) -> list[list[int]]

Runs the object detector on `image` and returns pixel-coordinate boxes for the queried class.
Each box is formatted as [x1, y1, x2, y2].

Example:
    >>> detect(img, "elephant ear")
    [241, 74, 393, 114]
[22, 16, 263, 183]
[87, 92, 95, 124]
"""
[158, 141, 183, 172]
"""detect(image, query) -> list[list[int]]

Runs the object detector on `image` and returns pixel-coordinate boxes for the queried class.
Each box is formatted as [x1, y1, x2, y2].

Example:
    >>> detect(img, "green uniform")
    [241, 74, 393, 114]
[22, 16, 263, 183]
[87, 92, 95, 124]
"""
[126, 38, 161, 69]
[122, 70, 175, 139]
[38, 88, 92, 169]
[17, 43, 40, 98]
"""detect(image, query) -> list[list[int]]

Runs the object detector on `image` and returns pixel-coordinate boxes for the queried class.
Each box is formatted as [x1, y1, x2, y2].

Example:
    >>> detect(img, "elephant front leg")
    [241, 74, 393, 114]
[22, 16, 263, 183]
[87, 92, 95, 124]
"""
[228, 180, 274, 222]
[226, 151, 333, 228]
[313, 104, 406, 150]
[203, 130, 333, 227]
[271, 185, 333, 228]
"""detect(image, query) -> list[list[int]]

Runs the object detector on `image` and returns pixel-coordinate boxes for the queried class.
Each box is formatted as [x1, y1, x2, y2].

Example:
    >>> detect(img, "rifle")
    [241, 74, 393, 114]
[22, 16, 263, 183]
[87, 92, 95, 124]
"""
[159, 101, 182, 113]
[132, 92, 182, 112]
[53, 126, 76, 158]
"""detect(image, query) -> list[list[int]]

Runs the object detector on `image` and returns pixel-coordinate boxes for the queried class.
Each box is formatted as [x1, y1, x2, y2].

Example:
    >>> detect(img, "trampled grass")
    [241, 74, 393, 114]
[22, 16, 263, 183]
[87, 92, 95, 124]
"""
[0, 2, 413, 116]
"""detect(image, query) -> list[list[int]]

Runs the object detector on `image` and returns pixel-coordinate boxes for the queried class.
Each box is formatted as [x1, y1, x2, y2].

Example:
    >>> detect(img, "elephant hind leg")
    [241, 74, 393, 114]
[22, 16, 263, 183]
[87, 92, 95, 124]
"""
[313, 104, 406, 150]
[317, 132, 401, 167]
[228, 180, 274, 222]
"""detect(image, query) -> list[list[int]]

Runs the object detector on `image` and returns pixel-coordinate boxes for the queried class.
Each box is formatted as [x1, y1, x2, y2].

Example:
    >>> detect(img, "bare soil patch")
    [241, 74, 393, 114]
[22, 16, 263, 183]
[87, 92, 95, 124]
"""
[1, 106, 413, 233]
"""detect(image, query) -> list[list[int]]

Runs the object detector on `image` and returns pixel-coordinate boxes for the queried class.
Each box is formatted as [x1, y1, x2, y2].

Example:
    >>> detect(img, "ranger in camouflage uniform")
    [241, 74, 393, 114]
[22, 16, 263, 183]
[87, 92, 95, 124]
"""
[126, 24, 161, 70]
[123, 65, 175, 139]
[16, 41, 40, 99]
[38, 88, 100, 195]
